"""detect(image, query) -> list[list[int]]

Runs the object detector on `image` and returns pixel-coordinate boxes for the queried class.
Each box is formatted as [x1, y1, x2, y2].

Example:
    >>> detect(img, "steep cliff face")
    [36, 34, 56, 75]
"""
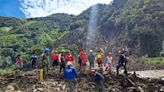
[56, 0, 164, 57]
[99, 0, 164, 56]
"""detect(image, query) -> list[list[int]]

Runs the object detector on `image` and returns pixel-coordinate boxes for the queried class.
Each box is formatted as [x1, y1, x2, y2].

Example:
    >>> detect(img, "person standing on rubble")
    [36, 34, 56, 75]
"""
[16, 55, 24, 70]
[64, 62, 77, 92]
[96, 50, 104, 71]
[116, 50, 128, 75]
[88, 49, 95, 68]
[79, 48, 87, 73]
[91, 69, 104, 92]
[59, 54, 66, 73]
[104, 52, 114, 73]
[40, 48, 50, 79]
[66, 52, 74, 65]
[51, 50, 59, 69]
[31, 54, 38, 69]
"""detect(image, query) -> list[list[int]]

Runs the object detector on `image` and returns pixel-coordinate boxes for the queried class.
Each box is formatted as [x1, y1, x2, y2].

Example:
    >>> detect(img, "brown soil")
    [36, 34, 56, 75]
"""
[0, 69, 164, 92]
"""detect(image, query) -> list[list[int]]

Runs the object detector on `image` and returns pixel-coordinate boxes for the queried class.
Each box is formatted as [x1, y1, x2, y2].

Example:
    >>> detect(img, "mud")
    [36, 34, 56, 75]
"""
[0, 69, 164, 92]
[125, 57, 164, 71]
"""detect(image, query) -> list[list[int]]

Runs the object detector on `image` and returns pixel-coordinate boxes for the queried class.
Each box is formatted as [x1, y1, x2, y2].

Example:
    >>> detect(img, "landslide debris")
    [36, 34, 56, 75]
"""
[0, 69, 164, 92]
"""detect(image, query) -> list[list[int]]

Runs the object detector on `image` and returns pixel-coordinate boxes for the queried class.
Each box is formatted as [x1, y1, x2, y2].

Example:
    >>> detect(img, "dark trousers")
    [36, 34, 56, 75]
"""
[89, 61, 94, 68]
[96, 80, 104, 92]
[60, 62, 65, 73]
[98, 62, 103, 67]
[78, 63, 81, 71]
[32, 61, 36, 69]
[116, 63, 127, 75]
[53, 60, 58, 68]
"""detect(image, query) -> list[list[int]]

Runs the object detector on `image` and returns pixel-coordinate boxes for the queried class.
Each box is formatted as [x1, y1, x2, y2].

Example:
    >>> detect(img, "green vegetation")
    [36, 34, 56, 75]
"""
[103, 0, 164, 57]
[0, 26, 12, 32]
[0, 69, 13, 75]
[0, 0, 163, 73]
[160, 11, 164, 15]
[144, 0, 150, 5]
[142, 57, 164, 64]
[0, 65, 16, 75]
[0, 12, 86, 71]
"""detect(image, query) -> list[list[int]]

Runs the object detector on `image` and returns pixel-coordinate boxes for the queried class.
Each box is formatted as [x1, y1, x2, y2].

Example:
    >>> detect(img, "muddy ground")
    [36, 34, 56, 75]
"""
[124, 57, 164, 71]
[1, 56, 164, 92]
[0, 68, 164, 92]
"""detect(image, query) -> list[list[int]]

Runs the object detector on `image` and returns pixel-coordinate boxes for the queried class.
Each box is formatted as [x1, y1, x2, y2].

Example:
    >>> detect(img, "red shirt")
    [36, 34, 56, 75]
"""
[66, 54, 73, 61]
[16, 57, 24, 63]
[52, 54, 59, 61]
[61, 56, 65, 61]
[80, 50, 87, 64]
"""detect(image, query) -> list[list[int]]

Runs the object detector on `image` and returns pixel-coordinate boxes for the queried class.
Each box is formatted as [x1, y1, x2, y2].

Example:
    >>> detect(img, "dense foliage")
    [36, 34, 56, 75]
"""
[0, 0, 163, 67]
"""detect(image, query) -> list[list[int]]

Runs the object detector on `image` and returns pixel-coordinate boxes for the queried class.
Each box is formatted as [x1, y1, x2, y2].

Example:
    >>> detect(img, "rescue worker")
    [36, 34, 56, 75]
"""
[31, 55, 38, 69]
[116, 50, 128, 75]
[58, 49, 65, 64]
[64, 62, 77, 92]
[40, 48, 50, 79]
[104, 52, 114, 73]
[66, 52, 74, 64]
[88, 49, 95, 68]
[91, 69, 104, 92]
[79, 49, 87, 72]
[51, 51, 59, 69]
[96, 50, 103, 69]
[16, 55, 24, 70]
[59, 54, 66, 73]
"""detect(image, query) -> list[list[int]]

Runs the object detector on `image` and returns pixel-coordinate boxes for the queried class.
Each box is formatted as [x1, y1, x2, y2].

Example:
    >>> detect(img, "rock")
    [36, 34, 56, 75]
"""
[62, 84, 66, 90]
[54, 87, 60, 92]
[127, 87, 137, 92]
[159, 86, 164, 92]
[138, 86, 144, 92]
[110, 88, 120, 92]
[58, 84, 62, 89]
[15, 90, 22, 92]
[5, 85, 15, 92]
[161, 77, 164, 81]
[37, 88, 44, 91]
[52, 82, 58, 85]
[33, 89, 37, 92]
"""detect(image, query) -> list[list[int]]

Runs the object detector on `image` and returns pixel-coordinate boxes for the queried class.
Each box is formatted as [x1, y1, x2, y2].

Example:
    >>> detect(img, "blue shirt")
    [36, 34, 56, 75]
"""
[64, 66, 77, 80]
[95, 72, 104, 83]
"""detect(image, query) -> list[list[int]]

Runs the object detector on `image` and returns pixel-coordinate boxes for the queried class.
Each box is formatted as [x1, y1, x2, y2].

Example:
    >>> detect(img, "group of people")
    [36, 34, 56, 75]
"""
[15, 48, 129, 92]
[78, 48, 129, 75]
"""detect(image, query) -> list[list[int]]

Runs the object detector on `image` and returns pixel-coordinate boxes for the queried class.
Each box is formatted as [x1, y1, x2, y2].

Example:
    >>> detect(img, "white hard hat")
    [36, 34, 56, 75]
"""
[67, 62, 72, 66]
[89, 49, 93, 52]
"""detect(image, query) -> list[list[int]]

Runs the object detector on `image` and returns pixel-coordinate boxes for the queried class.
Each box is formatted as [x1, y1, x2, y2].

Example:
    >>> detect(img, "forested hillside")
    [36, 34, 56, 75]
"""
[56, 0, 164, 57]
[0, 0, 163, 65]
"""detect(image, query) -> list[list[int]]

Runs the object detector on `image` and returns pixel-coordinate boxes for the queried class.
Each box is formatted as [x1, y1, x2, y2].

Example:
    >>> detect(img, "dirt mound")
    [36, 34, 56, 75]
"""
[0, 69, 164, 92]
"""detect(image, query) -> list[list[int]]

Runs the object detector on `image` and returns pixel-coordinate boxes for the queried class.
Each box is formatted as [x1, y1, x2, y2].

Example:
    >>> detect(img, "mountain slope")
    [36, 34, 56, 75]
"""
[56, 0, 164, 57]
[0, 0, 163, 65]
[100, 0, 164, 56]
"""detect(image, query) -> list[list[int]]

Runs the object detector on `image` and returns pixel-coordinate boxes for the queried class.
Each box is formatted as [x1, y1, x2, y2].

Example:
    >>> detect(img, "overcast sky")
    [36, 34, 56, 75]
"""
[0, 0, 113, 18]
